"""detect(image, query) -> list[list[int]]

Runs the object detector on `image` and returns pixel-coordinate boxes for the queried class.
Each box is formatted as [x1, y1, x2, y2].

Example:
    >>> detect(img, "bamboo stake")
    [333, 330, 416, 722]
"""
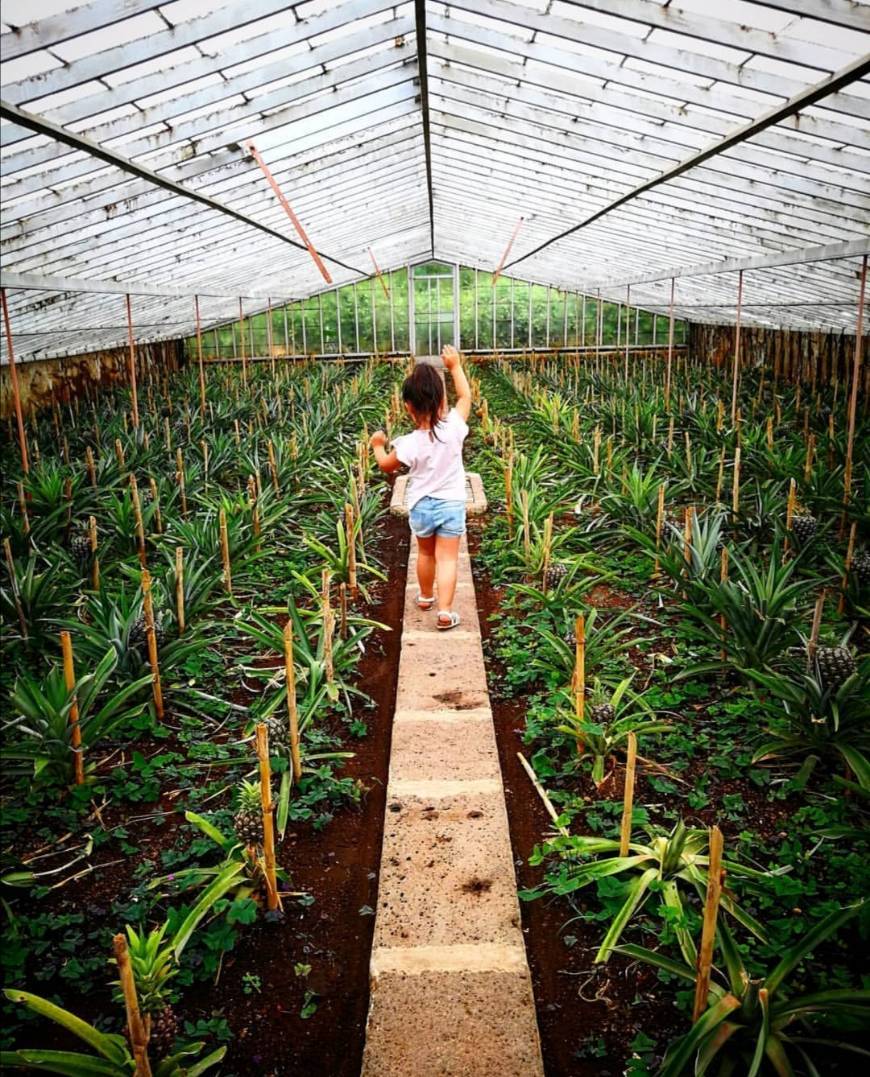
[807, 589, 826, 672]
[129, 475, 147, 568]
[247, 476, 261, 549]
[520, 489, 531, 564]
[16, 480, 29, 534]
[267, 440, 280, 494]
[838, 521, 857, 615]
[504, 457, 514, 537]
[692, 826, 724, 1021]
[89, 515, 100, 590]
[219, 508, 232, 595]
[731, 447, 741, 520]
[573, 614, 586, 749]
[255, 724, 280, 911]
[653, 483, 666, 577]
[1, 287, 30, 474]
[113, 934, 152, 1077]
[322, 568, 334, 684]
[85, 446, 97, 487]
[149, 478, 162, 534]
[719, 547, 729, 660]
[60, 631, 85, 786]
[618, 732, 638, 856]
[175, 547, 185, 635]
[541, 513, 554, 592]
[345, 503, 357, 593]
[784, 478, 797, 555]
[283, 621, 302, 782]
[517, 752, 569, 837]
[4, 538, 28, 639]
[176, 448, 187, 516]
[140, 570, 164, 720]
[804, 433, 815, 483]
[842, 254, 867, 535]
[125, 294, 141, 430]
[114, 437, 126, 472]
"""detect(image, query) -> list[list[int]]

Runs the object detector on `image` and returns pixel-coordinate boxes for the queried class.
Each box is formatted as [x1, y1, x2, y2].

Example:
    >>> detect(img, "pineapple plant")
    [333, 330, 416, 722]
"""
[814, 644, 857, 693]
[790, 512, 817, 546]
[233, 779, 264, 848]
[118, 923, 178, 1061]
[128, 614, 166, 653]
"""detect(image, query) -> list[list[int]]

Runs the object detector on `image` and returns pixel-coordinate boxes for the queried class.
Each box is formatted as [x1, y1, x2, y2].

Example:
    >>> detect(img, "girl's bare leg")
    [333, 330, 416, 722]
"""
[435, 535, 462, 614]
[416, 534, 436, 597]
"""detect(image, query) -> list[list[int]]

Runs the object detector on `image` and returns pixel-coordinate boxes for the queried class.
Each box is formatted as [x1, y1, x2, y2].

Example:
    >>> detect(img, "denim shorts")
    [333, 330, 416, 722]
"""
[408, 496, 467, 538]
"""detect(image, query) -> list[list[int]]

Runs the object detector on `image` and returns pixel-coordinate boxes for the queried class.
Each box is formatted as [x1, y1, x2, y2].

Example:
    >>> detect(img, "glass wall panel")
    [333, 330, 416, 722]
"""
[459, 266, 476, 349]
[512, 280, 529, 349]
[550, 290, 567, 348]
[476, 271, 493, 349]
[321, 292, 339, 352]
[356, 283, 374, 353]
[531, 284, 548, 348]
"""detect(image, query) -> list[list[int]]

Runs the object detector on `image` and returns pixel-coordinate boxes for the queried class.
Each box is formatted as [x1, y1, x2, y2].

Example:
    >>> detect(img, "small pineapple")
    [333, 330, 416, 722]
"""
[544, 562, 568, 588]
[851, 550, 870, 589]
[69, 530, 92, 567]
[233, 780, 264, 848]
[790, 513, 817, 546]
[589, 702, 615, 725]
[129, 615, 166, 653]
[263, 714, 291, 753]
[815, 646, 856, 692]
[148, 1004, 178, 1060]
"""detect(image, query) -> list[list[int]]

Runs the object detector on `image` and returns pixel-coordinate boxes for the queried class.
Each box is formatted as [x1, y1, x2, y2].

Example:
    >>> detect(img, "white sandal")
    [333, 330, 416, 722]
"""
[417, 594, 435, 610]
[437, 611, 461, 631]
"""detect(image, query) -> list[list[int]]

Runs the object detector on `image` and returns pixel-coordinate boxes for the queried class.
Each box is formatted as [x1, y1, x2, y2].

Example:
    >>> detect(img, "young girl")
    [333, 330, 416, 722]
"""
[369, 345, 472, 631]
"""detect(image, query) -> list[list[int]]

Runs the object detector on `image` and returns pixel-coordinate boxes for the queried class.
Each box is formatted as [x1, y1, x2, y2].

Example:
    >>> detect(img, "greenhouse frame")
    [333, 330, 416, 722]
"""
[1, 2, 869, 1077]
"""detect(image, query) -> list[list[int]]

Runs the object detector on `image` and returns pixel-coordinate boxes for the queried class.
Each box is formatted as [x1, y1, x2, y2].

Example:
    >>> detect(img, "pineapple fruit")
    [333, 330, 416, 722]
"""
[790, 513, 817, 546]
[814, 646, 856, 692]
[233, 780, 264, 848]
[544, 562, 567, 588]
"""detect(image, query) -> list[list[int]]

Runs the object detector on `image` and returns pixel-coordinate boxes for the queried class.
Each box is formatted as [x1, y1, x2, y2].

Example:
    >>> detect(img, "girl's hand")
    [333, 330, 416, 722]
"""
[369, 430, 387, 449]
[441, 345, 460, 370]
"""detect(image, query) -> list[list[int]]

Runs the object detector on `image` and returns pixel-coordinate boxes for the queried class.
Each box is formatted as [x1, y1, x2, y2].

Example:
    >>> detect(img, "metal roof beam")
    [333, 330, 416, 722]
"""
[501, 51, 870, 273]
[0, 0, 167, 60]
[415, 0, 434, 255]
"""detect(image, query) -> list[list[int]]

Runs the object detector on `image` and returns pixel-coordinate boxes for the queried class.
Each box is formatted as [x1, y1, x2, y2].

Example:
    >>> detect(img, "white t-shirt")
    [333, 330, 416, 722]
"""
[392, 408, 469, 510]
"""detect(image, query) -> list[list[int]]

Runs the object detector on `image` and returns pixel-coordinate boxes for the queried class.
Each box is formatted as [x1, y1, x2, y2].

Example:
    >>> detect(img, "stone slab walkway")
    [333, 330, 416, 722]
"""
[361, 536, 544, 1077]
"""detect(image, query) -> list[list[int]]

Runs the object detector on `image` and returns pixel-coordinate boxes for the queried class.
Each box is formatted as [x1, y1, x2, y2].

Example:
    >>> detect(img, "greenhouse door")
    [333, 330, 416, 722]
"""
[411, 261, 457, 357]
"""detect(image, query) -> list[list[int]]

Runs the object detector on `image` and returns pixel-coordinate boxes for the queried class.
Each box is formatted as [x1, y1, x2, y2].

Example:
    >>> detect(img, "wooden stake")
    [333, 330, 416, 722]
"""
[140, 570, 164, 720]
[113, 934, 152, 1077]
[85, 446, 97, 487]
[731, 447, 741, 520]
[4, 538, 28, 640]
[89, 515, 100, 590]
[129, 475, 147, 568]
[618, 732, 637, 856]
[114, 437, 126, 472]
[653, 483, 665, 577]
[541, 513, 554, 592]
[175, 547, 185, 635]
[283, 621, 302, 782]
[16, 480, 29, 534]
[573, 613, 586, 748]
[219, 508, 232, 595]
[804, 433, 815, 483]
[322, 569, 334, 684]
[807, 589, 826, 672]
[267, 439, 280, 494]
[692, 826, 724, 1021]
[125, 294, 140, 430]
[784, 478, 797, 555]
[60, 631, 85, 786]
[719, 546, 729, 660]
[520, 489, 531, 564]
[176, 448, 187, 516]
[1, 287, 30, 474]
[838, 521, 857, 615]
[842, 253, 867, 534]
[345, 503, 357, 593]
[255, 723, 280, 911]
[504, 458, 514, 537]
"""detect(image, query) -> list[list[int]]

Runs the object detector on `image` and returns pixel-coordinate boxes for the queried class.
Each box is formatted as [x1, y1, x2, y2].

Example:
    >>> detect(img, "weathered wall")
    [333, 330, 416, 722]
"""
[688, 322, 867, 392]
[0, 341, 183, 419]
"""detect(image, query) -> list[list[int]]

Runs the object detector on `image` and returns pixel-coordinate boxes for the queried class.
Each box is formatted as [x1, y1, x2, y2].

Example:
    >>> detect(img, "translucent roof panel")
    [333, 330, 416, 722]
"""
[1, 0, 869, 361]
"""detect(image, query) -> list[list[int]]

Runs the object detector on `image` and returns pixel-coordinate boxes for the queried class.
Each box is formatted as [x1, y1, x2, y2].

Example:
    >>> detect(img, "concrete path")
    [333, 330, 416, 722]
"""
[361, 537, 544, 1077]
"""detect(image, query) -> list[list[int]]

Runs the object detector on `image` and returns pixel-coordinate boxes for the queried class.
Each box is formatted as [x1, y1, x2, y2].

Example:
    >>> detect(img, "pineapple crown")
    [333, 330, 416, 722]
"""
[236, 779, 262, 812]
[114, 923, 177, 1013]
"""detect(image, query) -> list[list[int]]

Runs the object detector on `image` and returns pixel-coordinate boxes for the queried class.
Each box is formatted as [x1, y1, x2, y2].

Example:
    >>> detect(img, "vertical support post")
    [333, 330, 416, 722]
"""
[322, 568, 334, 684]
[619, 732, 637, 857]
[176, 448, 187, 516]
[573, 613, 586, 746]
[730, 270, 744, 426]
[89, 515, 100, 590]
[125, 294, 140, 431]
[140, 569, 164, 720]
[665, 278, 675, 411]
[1, 287, 30, 474]
[194, 295, 207, 417]
[654, 483, 665, 577]
[175, 547, 185, 635]
[283, 621, 302, 782]
[129, 475, 147, 567]
[839, 522, 857, 615]
[238, 298, 248, 387]
[692, 826, 724, 1021]
[731, 446, 741, 521]
[842, 253, 867, 534]
[113, 934, 152, 1077]
[345, 503, 357, 593]
[219, 507, 232, 595]
[255, 723, 280, 911]
[60, 631, 85, 786]
[624, 284, 631, 381]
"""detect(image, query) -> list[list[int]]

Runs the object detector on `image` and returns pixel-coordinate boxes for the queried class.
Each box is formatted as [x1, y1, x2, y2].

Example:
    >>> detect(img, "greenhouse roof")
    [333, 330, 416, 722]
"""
[1, 0, 869, 361]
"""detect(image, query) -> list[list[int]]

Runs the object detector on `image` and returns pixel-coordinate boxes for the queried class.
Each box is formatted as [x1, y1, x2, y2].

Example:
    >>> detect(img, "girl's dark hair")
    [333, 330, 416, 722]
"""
[402, 364, 446, 439]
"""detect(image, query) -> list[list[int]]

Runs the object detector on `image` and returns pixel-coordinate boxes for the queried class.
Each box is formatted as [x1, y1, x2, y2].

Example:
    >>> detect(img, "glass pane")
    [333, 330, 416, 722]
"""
[459, 267, 475, 349]
[338, 287, 356, 352]
[512, 279, 529, 348]
[321, 292, 338, 352]
[550, 290, 566, 347]
[531, 284, 548, 348]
